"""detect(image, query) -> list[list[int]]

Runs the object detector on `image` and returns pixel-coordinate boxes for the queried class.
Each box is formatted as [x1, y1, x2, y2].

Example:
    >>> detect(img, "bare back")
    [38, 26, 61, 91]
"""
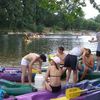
[23, 53, 40, 62]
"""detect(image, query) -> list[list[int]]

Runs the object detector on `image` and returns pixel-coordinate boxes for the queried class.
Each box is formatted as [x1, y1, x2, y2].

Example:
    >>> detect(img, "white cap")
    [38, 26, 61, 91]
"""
[51, 56, 61, 64]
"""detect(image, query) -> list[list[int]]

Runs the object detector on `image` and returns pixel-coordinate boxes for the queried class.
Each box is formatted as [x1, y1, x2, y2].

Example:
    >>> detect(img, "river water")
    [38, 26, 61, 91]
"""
[0, 34, 97, 67]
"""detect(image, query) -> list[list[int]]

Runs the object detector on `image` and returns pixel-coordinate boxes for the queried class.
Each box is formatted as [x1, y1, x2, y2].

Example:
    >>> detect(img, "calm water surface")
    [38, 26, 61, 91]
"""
[0, 34, 97, 67]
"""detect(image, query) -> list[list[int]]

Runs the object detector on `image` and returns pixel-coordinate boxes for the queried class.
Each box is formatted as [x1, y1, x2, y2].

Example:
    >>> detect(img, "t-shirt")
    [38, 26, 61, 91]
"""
[69, 46, 82, 57]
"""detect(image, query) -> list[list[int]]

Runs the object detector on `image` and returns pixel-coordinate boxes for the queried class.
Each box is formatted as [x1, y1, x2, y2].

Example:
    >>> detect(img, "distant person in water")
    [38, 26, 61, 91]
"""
[56, 46, 67, 67]
[21, 53, 46, 84]
[89, 32, 100, 71]
[45, 56, 62, 93]
[24, 33, 32, 45]
[63, 46, 87, 83]
[78, 49, 94, 80]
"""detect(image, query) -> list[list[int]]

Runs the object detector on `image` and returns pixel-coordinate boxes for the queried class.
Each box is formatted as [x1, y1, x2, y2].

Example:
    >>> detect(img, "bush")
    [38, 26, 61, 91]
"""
[36, 24, 44, 33]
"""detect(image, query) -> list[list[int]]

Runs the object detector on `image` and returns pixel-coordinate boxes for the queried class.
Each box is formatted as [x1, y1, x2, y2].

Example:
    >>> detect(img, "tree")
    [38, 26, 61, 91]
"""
[90, 0, 100, 12]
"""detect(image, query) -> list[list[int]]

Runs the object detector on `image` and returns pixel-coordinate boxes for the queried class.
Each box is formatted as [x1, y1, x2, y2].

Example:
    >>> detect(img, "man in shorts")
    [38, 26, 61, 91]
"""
[21, 53, 46, 84]
[63, 46, 87, 83]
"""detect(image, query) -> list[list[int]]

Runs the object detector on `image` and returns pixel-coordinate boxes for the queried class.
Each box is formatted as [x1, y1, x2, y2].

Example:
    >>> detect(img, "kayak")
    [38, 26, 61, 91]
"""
[0, 72, 35, 82]
[16, 80, 90, 100]
[4, 96, 15, 100]
[62, 80, 89, 91]
[16, 90, 64, 100]
[78, 71, 100, 81]
[71, 90, 100, 100]
[15, 78, 100, 100]
[51, 78, 100, 100]
[0, 79, 37, 96]
[0, 66, 47, 74]
[51, 90, 100, 100]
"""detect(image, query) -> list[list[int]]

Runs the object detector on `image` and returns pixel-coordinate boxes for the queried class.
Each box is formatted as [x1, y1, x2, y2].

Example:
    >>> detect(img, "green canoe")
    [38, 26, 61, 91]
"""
[78, 71, 100, 81]
[0, 79, 37, 96]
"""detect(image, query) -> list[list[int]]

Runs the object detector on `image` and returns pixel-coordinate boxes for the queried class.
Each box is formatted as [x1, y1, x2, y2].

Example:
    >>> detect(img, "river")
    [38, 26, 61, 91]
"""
[0, 34, 97, 67]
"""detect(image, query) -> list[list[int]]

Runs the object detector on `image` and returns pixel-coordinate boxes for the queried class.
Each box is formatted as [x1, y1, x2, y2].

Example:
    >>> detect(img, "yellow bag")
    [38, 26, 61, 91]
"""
[66, 87, 84, 99]
[32, 69, 39, 74]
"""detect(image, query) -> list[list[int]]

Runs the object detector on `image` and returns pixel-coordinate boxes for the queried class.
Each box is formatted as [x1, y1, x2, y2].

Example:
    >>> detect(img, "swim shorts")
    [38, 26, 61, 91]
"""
[21, 58, 29, 66]
[64, 54, 77, 70]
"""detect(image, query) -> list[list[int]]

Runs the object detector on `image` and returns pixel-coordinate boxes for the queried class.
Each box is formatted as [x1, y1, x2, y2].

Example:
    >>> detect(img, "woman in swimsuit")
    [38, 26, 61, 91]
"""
[44, 56, 62, 93]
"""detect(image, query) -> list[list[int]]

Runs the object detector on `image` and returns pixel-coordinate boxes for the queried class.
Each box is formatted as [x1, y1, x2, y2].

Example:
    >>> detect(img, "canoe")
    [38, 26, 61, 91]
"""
[4, 96, 15, 100]
[89, 78, 100, 86]
[78, 71, 100, 81]
[15, 78, 100, 100]
[0, 72, 35, 82]
[0, 79, 37, 96]
[16, 90, 64, 100]
[51, 78, 100, 100]
[0, 66, 47, 73]
[16, 91, 100, 100]
[71, 90, 100, 100]
[51, 90, 100, 100]
[15, 80, 91, 100]
[62, 80, 89, 91]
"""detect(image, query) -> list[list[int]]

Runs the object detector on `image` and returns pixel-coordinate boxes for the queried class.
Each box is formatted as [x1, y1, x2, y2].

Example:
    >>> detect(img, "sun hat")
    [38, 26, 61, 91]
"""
[51, 56, 61, 64]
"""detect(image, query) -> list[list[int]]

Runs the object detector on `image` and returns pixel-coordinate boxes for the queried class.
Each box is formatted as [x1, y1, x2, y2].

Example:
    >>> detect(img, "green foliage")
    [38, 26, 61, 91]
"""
[95, 14, 100, 23]
[89, 0, 100, 12]
[36, 24, 44, 33]
[0, 0, 100, 33]
[52, 25, 62, 33]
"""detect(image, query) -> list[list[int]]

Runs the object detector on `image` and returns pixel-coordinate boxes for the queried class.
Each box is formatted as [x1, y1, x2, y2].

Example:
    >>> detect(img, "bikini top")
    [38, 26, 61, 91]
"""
[49, 75, 61, 77]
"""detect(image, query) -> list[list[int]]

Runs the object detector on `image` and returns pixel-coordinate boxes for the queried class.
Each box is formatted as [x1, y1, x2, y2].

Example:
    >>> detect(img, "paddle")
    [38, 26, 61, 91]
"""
[66, 86, 100, 100]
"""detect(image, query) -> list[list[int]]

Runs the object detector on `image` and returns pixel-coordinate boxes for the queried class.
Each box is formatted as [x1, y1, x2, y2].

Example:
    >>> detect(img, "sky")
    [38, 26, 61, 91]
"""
[82, 0, 100, 19]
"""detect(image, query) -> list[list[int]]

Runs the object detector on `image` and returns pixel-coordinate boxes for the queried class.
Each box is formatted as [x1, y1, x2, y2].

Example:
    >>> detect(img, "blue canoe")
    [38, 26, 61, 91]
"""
[71, 90, 100, 100]
[52, 78, 100, 100]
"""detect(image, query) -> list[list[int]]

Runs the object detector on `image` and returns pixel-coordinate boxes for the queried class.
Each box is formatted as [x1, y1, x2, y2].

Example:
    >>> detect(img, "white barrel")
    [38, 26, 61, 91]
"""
[34, 74, 45, 90]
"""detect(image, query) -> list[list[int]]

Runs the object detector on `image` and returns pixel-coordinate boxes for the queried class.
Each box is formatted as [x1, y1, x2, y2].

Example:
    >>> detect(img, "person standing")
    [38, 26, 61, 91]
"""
[63, 46, 87, 83]
[20, 53, 46, 84]
[89, 32, 100, 71]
